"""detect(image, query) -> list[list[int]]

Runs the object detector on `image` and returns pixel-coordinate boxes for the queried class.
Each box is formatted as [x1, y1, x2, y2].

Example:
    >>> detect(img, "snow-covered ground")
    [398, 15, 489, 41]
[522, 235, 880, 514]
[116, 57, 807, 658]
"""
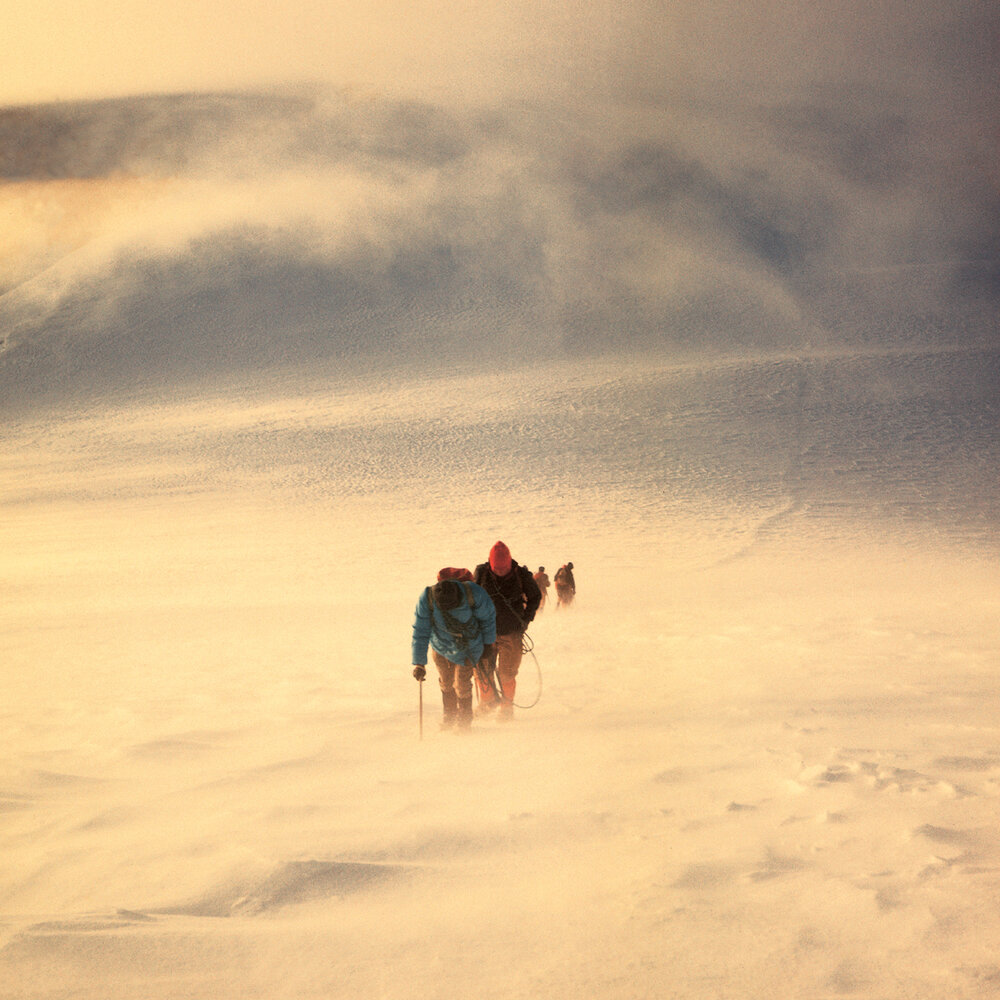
[2, 342, 998, 999]
[1, 79, 999, 998]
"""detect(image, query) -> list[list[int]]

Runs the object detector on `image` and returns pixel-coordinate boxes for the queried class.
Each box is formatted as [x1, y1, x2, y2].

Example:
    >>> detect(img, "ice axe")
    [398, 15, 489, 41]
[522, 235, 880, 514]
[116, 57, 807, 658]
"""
[413, 664, 427, 740]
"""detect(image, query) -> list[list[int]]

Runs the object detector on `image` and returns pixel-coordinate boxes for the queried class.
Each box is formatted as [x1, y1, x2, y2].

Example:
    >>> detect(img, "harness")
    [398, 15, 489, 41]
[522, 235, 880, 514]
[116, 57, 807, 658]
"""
[426, 582, 481, 653]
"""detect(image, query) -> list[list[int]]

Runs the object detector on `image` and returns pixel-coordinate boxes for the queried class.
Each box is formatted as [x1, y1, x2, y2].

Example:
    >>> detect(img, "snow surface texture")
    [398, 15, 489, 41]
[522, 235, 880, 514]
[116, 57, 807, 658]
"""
[1, 87, 999, 999]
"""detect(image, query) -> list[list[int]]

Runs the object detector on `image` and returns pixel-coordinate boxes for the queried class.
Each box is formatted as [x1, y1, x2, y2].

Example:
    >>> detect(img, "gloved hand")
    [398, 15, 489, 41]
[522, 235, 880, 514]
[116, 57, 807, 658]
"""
[412, 665, 426, 681]
[482, 643, 498, 669]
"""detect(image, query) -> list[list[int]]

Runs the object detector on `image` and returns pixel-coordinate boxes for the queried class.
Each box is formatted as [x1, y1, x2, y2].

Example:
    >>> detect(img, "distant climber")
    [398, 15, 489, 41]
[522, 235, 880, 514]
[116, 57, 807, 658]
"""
[473, 541, 541, 719]
[554, 562, 576, 609]
[533, 566, 551, 612]
[411, 569, 497, 730]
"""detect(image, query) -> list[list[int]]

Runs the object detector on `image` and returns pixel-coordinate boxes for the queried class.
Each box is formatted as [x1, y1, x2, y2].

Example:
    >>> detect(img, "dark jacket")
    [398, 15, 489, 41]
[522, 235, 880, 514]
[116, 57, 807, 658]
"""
[473, 560, 542, 636]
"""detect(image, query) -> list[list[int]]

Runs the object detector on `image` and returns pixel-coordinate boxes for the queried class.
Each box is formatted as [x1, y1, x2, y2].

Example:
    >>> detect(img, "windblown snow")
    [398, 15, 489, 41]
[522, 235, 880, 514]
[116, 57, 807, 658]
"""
[1, 84, 998, 999]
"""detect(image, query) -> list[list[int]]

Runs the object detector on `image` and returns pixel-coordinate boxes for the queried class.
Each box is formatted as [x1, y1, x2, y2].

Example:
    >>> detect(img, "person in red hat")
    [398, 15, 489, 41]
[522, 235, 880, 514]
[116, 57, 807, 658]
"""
[473, 541, 542, 719]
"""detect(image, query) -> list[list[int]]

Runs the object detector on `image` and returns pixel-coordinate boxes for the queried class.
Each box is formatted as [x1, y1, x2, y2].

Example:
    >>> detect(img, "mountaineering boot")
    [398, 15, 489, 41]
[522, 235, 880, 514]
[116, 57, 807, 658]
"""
[456, 696, 474, 729]
[440, 689, 458, 729]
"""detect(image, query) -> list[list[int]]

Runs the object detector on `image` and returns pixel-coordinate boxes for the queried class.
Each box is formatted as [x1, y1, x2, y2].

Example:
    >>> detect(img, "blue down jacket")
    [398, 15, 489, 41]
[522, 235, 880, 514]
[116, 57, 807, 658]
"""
[411, 581, 497, 666]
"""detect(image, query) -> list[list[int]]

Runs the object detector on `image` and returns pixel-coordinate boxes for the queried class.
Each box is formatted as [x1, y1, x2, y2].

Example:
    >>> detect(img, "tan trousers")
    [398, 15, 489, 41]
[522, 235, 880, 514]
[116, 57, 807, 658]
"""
[432, 650, 474, 699]
[495, 632, 524, 685]
[474, 633, 523, 712]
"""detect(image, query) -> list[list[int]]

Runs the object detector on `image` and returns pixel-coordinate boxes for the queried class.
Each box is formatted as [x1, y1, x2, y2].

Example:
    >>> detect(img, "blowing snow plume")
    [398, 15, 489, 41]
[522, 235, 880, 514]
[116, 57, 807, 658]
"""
[1, 85, 997, 412]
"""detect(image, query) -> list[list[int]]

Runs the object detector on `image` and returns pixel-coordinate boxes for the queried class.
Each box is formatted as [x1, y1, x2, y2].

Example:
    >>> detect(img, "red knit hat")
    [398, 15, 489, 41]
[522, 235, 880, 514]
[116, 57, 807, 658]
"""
[489, 541, 512, 576]
[437, 566, 473, 582]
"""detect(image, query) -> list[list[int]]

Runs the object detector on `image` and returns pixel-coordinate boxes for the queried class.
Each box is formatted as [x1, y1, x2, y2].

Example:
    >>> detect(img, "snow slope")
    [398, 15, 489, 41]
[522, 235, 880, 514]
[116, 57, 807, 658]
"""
[1, 86, 998, 999]
[2, 343, 999, 998]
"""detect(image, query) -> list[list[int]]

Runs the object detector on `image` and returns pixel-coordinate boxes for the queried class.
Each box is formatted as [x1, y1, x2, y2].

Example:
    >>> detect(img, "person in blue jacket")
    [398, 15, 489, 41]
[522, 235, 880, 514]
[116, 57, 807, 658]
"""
[411, 568, 497, 729]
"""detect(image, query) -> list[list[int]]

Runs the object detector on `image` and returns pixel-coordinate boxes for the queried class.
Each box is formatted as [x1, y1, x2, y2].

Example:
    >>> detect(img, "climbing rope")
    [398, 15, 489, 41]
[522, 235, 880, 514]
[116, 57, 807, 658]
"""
[512, 630, 543, 710]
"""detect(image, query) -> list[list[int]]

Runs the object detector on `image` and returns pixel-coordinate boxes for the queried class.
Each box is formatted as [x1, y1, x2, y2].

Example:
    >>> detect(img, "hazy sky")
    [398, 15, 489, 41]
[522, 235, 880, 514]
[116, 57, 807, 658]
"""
[4, 1, 995, 108]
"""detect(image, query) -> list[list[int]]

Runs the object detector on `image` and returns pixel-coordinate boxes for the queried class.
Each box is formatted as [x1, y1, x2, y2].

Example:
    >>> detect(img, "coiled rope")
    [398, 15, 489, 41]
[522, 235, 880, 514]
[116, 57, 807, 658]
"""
[512, 630, 543, 709]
